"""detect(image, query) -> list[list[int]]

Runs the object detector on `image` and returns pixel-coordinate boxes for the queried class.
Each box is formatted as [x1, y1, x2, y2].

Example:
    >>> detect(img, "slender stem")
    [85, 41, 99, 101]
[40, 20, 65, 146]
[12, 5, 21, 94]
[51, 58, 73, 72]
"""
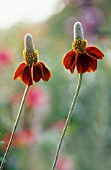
[52, 74, 83, 170]
[0, 85, 30, 170]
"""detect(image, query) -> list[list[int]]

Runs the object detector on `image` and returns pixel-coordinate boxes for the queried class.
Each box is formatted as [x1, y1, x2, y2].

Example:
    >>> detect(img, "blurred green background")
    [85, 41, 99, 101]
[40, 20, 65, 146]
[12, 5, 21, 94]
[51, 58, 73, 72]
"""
[0, 0, 111, 170]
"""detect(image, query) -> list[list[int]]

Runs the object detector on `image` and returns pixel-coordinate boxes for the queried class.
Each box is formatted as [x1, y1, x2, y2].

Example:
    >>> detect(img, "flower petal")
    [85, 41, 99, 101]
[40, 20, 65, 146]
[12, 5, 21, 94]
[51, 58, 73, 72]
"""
[77, 53, 90, 73]
[62, 50, 76, 70]
[21, 66, 33, 85]
[69, 62, 76, 73]
[39, 61, 52, 82]
[87, 58, 97, 72]
[13, 63, 26, 80]
[86, 46, 104, 59]
[33, 64, 42, 82]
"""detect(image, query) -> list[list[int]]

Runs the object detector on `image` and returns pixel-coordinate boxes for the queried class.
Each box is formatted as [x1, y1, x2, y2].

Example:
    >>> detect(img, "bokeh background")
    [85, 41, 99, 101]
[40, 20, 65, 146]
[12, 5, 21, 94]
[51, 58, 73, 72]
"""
[0, 0, 111, 170]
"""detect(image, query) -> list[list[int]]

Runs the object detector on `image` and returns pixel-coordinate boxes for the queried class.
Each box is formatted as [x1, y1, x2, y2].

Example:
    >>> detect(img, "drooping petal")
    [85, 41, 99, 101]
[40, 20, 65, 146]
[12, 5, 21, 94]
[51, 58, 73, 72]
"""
[86, 46, 104, 59]
[62, 50, 76, 70]
[33, 63, 42, 82]
[21, 66, 33, 85]
[69, 62, 76, 73]
[76, 53, 90, 73]
[38, 61, 52, 82]
[87, 58, 97, 72]
[13, 62, 26, 80]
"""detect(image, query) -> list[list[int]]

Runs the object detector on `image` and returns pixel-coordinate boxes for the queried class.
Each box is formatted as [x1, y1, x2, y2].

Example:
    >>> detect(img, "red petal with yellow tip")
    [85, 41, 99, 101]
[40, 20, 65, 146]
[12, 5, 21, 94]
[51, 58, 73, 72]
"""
[33, 64, 42, 82]
[13, 63, 26, 80]
[77, 53, 90, 73]
[62, 50, 76, 69]
[39, 61, 52, 82]
[86, 46, 104, 59]
[22, 66, 32, 85]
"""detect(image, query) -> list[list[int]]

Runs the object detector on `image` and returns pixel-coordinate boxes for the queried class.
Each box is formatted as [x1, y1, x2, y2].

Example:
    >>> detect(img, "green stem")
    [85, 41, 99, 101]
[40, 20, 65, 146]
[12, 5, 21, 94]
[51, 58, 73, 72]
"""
[0, 85, 30, 170]
[52, 74, 83, 170]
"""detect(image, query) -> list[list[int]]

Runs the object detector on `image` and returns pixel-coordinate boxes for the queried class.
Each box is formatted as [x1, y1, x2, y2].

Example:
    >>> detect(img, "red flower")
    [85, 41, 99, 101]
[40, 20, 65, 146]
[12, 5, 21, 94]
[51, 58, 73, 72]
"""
[62, 39, 104, 73]
[14, 50, 52, 85]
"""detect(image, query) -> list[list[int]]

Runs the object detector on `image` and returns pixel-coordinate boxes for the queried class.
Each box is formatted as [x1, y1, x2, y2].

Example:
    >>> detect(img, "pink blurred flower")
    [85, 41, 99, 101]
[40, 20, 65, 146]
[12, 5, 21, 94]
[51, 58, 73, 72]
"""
[51, 119, 66, 131]
[56, 155, 74, 170]
[25, 86, 49, 108]
[3, 129, 37, 149]
[0, 50, 12, 67]
[10, 86, 49, 110]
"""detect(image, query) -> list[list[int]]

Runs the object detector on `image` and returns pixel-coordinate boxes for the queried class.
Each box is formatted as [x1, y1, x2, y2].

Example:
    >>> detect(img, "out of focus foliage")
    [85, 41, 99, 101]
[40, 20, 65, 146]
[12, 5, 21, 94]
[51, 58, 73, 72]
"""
[0, 0, 111, 170]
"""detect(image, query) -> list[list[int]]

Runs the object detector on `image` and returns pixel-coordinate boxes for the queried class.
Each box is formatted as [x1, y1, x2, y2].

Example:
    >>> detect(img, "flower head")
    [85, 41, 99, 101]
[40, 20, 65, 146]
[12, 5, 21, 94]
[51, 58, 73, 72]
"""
[14, 33, 52, 85]
[62, 22, 104, 74]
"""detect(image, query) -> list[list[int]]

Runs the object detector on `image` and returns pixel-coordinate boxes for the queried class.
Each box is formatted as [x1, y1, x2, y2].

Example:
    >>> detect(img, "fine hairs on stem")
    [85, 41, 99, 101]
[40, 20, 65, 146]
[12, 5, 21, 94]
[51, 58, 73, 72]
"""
[51, 22, 84, 170]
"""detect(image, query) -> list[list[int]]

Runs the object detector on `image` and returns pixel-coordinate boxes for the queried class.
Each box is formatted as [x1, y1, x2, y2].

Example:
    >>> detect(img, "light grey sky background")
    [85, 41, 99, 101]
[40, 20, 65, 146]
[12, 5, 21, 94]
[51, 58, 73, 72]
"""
[0, 0, 64, 28]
